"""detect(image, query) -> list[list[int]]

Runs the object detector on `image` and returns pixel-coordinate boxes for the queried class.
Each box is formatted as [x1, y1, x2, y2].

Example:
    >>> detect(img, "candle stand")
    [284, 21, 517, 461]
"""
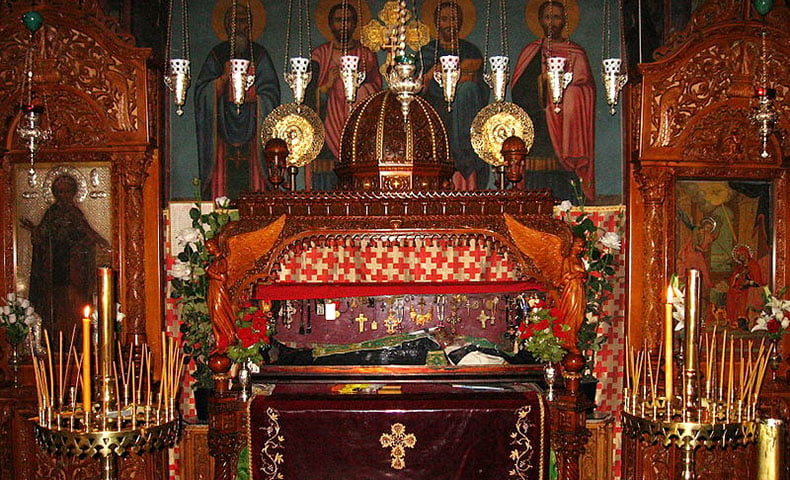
[35, 411, 180, 480]
[622, 405, 757, 479]
[622, 269, 774, 479]
[30, 267, 183, 480]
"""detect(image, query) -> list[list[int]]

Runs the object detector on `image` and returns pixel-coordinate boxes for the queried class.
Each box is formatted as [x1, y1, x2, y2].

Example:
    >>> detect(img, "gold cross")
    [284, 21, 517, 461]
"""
[380, 423, 416, 470]
[355, 313, 368, 333]
[478, 311, 490, 329]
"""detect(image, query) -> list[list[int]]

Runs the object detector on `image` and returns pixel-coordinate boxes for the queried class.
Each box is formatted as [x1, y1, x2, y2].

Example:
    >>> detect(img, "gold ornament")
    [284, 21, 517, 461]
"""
[470, 102, 534, 168]
[261, 103, 325, 168]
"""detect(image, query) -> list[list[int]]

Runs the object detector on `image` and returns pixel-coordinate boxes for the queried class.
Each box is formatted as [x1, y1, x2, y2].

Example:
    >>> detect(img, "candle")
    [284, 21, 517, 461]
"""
[665, 285, 674, 401]
[683, 269, 701, 409]
[82, 305, 92, 413]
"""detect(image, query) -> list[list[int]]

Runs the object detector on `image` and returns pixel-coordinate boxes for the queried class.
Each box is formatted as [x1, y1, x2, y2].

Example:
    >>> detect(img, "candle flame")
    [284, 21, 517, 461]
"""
[83, 305, 92, 318]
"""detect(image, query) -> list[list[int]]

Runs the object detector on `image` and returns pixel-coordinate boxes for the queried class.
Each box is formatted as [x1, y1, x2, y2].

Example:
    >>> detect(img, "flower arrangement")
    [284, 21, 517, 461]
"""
[517, 295, 571, 364]
[227, 301, 272, 365]
[169, 192, 238, 389]
[557, 192, 624, 368]
[0, 293, 38, 345]
[751, 286, 790, 341]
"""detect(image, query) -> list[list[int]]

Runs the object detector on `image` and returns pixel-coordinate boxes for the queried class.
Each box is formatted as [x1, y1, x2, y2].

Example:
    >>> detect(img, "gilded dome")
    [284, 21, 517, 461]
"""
[335, 90, 453, 192]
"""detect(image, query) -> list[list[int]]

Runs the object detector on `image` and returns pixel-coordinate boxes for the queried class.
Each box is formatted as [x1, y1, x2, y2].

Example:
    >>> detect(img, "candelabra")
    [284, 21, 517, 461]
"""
[340, 54, 365, 104]
[228, 0, 256, 113]
[484, 56, 509, 103]
[164, 0, 191, 116]
[622, 269, 780, 479]
[546, 57, 572, 113]
[32, 267, 182, 480]
[386, 1, 421, 122]
[433, 55, 460, 110]
[17, 10, 51, 188]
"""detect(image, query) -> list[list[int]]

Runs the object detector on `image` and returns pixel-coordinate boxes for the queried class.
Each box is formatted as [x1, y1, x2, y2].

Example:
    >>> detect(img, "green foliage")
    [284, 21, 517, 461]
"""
[0, 293, 36, 345]
[564, 182, 625, 374]
[170, 193, 239, 389]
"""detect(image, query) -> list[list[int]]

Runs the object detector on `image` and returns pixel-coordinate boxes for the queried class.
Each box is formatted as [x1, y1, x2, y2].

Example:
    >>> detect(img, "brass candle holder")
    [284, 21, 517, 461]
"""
[622, 269, 777, 479]
[31, 267, 184, 480]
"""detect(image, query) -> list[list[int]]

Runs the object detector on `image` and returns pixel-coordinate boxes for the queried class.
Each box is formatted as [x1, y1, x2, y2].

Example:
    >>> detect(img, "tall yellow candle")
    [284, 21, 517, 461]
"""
[82, 305, 92, 413]
[665, 285, 674, 401]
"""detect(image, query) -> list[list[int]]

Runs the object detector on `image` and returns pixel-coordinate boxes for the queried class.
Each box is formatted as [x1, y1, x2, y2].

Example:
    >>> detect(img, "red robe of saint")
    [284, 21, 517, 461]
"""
[511, 40, 596, 200]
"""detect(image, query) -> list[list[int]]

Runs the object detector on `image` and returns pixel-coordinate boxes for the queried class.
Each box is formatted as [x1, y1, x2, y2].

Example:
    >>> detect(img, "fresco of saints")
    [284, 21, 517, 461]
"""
[511, 0, 595, 202]
[419, 0, 489, 191]
[311, 1, 381, 160]
[195, 0, 281, 200]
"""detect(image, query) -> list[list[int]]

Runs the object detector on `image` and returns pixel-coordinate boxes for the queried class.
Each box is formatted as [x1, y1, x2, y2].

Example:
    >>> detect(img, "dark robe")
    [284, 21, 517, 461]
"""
[195, 41, 281, 199]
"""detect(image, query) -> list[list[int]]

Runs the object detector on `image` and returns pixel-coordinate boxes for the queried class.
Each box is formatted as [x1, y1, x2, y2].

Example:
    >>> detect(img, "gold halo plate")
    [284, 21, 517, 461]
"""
[470, 102, 534, 168]
[261, 104, 325, 168]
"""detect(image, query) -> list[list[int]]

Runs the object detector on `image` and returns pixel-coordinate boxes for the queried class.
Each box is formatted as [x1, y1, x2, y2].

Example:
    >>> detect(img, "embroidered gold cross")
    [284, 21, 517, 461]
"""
[380, 423, 416, 470]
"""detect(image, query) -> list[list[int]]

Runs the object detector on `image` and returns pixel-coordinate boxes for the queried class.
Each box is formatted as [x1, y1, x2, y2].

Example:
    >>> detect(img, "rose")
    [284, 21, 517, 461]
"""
[558, 200, 573, 212]
[766, 318, 781, 334]
[170, 260, 192, 281]
[215, 196, 230, 209]
[176, 227, 202, 247]
[599, 231, 621, 250]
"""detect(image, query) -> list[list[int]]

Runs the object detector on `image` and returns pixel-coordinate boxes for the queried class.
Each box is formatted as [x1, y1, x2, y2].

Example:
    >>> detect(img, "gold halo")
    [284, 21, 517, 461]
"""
[525, 0, 580, 39]
[315, 0, 374, 42]
[261, 104, 325, 168]
[470, 102, 534, 168]
[212, 0, 267, 42]
[420, 0, 477, 40]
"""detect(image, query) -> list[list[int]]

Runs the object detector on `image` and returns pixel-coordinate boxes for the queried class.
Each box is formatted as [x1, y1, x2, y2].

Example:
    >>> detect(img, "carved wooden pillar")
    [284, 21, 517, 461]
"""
[549, 353, 593, 480]
[634, 166, 673, 351]
[116, 149, 154, 342]
[208, 395, 246, 480]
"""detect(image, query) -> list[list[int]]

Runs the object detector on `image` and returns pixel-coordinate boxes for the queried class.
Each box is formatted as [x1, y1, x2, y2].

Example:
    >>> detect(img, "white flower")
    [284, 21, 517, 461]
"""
[20, 298, 30, 308]
[599, 231, 621, 250]
[215, 196, 230, 208]
[751, 315, 768, 332]
[116, 304, 126, 323]
[582, 257, 590, 271]
[7, 314, 16, 324]
[170, 260, 192, 281]
[25, 306, 34, 316]
[0, 306, 8, 315]
[6, 293, 15, 302]
[23, 314, 36, 326]
[558, 200, 573, 212]
[782, 318, 790, 329]
[176, 227, 202, 247]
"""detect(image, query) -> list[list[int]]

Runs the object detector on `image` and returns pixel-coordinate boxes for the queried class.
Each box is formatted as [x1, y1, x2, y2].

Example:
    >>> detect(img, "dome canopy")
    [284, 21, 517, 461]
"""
[335, 90, 453, 192]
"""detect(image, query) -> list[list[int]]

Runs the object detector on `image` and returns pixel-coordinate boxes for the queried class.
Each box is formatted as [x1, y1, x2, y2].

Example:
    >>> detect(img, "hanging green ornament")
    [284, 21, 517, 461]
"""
[22, 11, 43, 33]
[753, 0, 774, 16]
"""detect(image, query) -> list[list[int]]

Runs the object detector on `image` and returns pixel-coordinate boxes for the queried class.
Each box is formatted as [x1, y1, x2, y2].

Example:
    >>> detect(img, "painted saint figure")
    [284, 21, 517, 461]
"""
[310, 2, 381, 160]
[195, 3, 281, 200]
[419, 1, 488, 191]
[21, 174, 111, 337]
[725, 245, 764, 327]
[511, 0, 595, 201]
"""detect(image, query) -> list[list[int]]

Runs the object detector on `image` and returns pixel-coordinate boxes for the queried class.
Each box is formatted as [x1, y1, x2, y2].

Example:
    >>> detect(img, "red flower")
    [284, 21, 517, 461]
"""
[767, 318, 781, 334]
[237, 326, 258, 348]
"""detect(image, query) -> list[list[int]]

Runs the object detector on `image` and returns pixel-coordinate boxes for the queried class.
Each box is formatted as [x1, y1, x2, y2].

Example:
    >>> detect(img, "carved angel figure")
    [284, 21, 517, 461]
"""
[505, 214, 587, 353]
[206, 237, 237, 353]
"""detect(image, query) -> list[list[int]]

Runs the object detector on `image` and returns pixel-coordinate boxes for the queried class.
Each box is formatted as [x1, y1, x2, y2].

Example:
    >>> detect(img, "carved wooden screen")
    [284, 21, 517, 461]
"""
[625, 0, 790, 361]
[0, 0, 162, 348]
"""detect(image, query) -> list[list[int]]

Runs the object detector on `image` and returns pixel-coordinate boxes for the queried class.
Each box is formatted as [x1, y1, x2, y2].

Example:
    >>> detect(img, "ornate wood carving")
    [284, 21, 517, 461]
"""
[0, 0, 160, 354]
[626, 0, 790, 474]
[633, 166, 673, 350]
